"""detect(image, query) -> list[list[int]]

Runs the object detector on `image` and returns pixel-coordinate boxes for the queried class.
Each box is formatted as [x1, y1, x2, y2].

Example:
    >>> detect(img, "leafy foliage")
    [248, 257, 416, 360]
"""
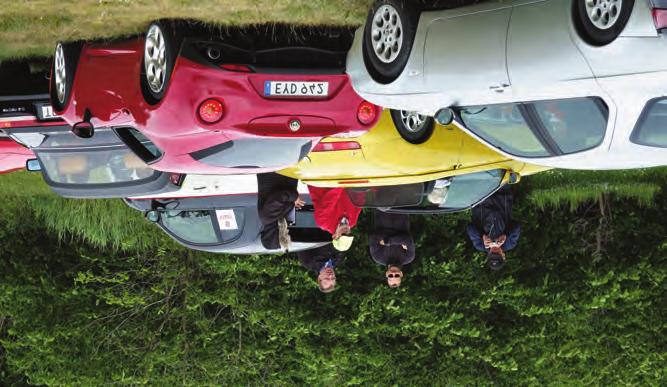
[0, 169, 665, 384]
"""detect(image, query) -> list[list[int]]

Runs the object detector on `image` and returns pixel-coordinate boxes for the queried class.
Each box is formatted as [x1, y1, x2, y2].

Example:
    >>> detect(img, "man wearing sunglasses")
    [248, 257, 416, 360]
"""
[466, 187, 520, 271]
[369, 210, 415, 287]
[296, 244, 342, 293]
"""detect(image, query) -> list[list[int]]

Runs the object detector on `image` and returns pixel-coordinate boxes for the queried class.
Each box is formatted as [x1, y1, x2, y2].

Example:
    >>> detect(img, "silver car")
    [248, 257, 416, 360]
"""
[347, 0, 667, 170]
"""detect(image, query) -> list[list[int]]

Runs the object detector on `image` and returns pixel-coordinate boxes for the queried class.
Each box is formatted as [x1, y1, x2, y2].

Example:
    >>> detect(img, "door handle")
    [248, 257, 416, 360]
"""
[489, 83, 510, 93]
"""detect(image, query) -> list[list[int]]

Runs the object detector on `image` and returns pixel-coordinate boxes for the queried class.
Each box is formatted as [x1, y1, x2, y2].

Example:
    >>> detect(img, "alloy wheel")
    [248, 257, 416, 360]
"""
[54, 43, 67, 104]
[585, 0, 623, 30]
[371, 4, 404, 63]
[144, 24, 167, 93]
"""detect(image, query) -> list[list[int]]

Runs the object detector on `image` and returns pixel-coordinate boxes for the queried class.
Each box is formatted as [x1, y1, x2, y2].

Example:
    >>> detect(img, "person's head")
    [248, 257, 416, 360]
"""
[486, 246, 506, 271]
[385, 265, 403, 288]
[333, 222, 351, 240]
[277, 218, 291, 252]
[317, 266, 336, 293]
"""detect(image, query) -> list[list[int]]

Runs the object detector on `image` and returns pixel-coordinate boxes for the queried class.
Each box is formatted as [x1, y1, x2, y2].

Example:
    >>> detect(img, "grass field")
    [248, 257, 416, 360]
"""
[0, 0, 372, 60]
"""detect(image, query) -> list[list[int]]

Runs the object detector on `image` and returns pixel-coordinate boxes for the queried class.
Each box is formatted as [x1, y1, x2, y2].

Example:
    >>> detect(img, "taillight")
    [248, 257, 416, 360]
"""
[198, 99, 224, 124]
[312, 141, 361, 152]
[220, 64, 253, 73]
[653, 8, 667, 30]
[357, 101, 377, 125]
[169, 173, 184, 186]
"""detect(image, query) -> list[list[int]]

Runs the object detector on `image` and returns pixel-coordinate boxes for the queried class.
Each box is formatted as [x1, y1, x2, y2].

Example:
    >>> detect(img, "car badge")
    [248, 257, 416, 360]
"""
[289, 119, 301, 132]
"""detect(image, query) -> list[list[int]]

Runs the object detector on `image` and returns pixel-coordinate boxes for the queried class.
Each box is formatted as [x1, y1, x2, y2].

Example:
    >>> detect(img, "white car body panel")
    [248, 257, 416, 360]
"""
[347, 0, 667, 170]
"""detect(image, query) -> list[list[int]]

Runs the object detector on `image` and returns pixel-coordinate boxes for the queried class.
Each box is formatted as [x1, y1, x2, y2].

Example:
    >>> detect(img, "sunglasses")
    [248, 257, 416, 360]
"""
[386, 272, 403, 279]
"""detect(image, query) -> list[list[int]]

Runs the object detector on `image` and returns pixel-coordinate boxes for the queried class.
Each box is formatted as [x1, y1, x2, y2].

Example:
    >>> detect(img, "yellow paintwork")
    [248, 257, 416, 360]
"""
[279, 110, 551, 187]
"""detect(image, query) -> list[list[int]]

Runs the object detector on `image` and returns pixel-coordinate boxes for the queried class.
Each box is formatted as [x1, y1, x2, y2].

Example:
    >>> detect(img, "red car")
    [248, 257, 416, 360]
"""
[51, 23, 379, 174]
[0, 137, 33, 174]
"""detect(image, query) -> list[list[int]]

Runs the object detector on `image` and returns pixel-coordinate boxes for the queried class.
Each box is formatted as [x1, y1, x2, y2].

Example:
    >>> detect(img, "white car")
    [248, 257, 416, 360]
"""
[347, 0, 667, 170]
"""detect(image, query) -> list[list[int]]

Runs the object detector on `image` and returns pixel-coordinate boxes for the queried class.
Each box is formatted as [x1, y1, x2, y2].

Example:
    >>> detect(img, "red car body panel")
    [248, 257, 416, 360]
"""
[55, 38, 378, 174]
[0, 138, 33, 174]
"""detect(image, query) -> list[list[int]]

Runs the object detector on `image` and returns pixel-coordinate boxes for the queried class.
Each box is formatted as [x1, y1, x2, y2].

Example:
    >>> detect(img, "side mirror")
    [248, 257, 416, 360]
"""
[434, 108, 455, 126]
[508, 171, 521, 184]
[145, 210, 160, 223]
[71, 121, 95, 139]
[26, 158, 42, 172]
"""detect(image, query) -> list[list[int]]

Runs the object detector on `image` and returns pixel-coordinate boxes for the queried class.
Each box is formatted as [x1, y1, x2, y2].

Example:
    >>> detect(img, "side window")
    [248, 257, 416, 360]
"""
[532, 97, 608, 154]
[631, 98, 667, 148]
[459, 103, 551, 158]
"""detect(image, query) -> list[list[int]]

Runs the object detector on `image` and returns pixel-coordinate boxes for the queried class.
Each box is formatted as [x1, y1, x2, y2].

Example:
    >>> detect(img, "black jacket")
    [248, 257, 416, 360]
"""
[470, 187, 515, 240]
[369, 210, 415, 267]
[296, 244, 343, 273]
[257, 173, 299, 249]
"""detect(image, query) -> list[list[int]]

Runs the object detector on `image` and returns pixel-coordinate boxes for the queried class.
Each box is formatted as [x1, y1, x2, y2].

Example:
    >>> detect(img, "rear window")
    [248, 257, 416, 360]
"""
[160, 208, 245, 246]
[631, 98, 667, 148]
[191, 138, 312, 169]
[345, 183, 425, 208]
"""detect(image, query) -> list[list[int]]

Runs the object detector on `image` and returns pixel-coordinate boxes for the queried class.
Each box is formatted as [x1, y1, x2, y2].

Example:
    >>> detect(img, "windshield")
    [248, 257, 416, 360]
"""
[15, 129, 159, 186]
[191, 138, 312, 169]
[348, 170, 506, 212]
[160, 208, 245, 245]
[345, 183, 425, 208]
[460, 104, 550, 157]
[631, 98, 667, 147]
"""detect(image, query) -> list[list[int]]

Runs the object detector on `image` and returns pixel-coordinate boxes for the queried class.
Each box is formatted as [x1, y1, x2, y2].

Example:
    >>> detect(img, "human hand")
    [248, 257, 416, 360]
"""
[294, 197, 305, 209]
[483, 235, 492, 248]
[379, 239, 385, 246]
[496, 234, 507, 246]
[401, 244, 408, 251]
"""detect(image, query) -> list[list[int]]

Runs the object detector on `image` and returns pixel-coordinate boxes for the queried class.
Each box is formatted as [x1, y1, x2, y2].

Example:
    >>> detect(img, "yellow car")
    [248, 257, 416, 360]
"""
[279, 109, 550, 213]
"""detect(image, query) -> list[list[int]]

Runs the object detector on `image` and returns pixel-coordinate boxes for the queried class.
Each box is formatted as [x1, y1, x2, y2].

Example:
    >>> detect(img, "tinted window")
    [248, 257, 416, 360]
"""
[161, 210, 218, 244]
[533, 98, 607, 154]
[437, 169, 505, 209]
[160, 208, 246, 245]
[460, 104, 550, 157]
[191, 138, 312, 168]
[345, 183, 425, 208]
[632, 98, 667, 147]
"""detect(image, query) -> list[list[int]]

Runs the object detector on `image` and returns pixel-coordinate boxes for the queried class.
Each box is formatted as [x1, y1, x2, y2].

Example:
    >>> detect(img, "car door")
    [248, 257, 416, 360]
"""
[508, 0, 602, 100]
[422, 1, 513, 105]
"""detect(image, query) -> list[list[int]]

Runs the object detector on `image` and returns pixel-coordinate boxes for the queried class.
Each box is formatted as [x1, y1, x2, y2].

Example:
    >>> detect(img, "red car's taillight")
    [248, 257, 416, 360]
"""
[357, 101, 377, 125]
[653, 8, 667, 30]
[198, 99, 224, 124]
[312, 141, 361, 152]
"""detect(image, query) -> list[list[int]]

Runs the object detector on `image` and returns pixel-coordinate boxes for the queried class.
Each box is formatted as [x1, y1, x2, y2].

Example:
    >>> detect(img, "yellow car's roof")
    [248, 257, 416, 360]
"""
[279, 110, 550, 188]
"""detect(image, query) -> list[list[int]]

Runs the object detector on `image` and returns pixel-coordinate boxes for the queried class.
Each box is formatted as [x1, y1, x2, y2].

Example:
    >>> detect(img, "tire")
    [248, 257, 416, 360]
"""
[573, 0, 634, 46]
[362, 0, 420, 84]
[141, 21, 182, 105]
[390, 109, 434, 144]
[50, 42, 82, 112]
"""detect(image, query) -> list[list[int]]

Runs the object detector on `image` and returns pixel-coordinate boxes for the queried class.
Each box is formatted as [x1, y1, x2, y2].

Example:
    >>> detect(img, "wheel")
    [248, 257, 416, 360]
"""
[141, 22, 181, 104]
[390, 109, 434, 144]
[50, 42, 82, 111]
[362, 0, 420, 84]
[573, 0, 634, 46]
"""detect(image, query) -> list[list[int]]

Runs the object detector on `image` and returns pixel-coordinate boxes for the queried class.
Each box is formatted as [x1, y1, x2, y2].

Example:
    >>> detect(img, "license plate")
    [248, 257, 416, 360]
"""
[264, 81, 329, 97]
[38, 104, 58, 120]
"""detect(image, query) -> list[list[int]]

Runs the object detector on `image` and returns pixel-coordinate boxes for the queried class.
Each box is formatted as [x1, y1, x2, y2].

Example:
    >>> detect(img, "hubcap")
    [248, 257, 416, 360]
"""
[144, 24, 167, 93]
[585, 0, 622, 30]
[371, 4, 404, 64]
[400, 110, 427, 133]
[54, 43, 67, 104]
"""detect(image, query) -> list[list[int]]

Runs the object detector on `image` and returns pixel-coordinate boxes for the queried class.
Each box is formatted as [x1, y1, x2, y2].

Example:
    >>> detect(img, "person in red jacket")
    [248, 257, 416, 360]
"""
[307, 186, 361, 252]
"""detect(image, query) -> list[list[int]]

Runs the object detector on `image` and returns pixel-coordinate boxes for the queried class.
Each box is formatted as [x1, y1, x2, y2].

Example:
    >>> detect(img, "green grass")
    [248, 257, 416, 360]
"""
[0, 0, 372, 60]
[523, 168, 666, 211]
[0, 171, 178, 251]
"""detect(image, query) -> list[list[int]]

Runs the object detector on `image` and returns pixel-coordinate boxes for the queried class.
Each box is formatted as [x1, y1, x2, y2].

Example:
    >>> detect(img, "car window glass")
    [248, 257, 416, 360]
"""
[191, 138, 311, 169]
[631, 98, 667, 147]
[533, 98, 607, 154]
[40, 129, 121, 148]
[161, 210, 219, 244]
[213, 209, 246, 242]
[345, 183, 425, 207]
[437, 169, 505, 209]
[460, 104, 550, 157]
[36, 148, 156, 185]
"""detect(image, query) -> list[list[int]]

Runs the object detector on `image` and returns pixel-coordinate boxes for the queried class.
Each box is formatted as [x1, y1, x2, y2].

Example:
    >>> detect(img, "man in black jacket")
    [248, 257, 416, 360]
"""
[257, 173, 305, 251]
[296, 244, 342, 293]
[369, 210, 415, 288]
[466, 187, 519, 271]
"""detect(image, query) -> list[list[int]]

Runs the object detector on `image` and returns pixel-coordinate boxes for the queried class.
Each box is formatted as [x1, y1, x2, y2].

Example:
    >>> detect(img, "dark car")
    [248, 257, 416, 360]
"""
[6, 125, 183, 198]
[344, 169, 517, 214]
[124, 193, 331, 254]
